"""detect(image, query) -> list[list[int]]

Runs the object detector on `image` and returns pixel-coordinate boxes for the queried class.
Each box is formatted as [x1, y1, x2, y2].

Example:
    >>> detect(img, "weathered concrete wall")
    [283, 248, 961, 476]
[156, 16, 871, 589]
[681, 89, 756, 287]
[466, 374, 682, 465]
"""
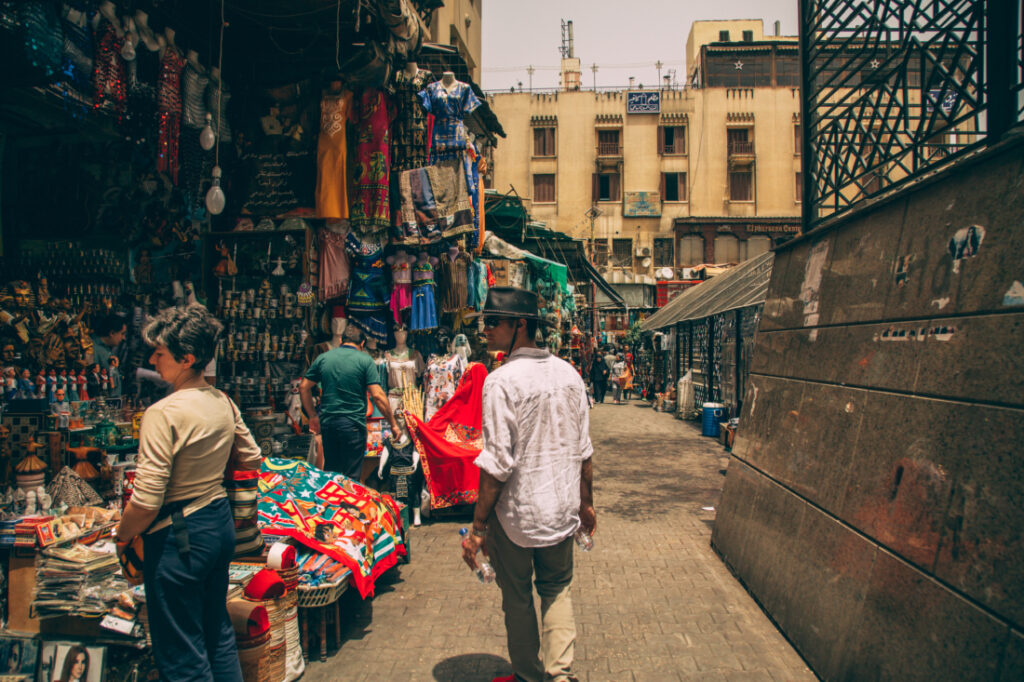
[712, 140, 1024, 680]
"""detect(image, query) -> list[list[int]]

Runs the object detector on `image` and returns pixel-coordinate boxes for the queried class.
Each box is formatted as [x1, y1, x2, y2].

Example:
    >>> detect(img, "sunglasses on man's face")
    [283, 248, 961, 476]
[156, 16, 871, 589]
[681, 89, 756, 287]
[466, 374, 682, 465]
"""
[483, 317, 507, 328]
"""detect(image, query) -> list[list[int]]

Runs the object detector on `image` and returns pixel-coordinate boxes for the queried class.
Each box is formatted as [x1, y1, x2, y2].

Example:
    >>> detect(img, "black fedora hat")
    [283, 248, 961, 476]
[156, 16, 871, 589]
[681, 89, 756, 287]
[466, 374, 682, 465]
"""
[469, 287, 547, 323]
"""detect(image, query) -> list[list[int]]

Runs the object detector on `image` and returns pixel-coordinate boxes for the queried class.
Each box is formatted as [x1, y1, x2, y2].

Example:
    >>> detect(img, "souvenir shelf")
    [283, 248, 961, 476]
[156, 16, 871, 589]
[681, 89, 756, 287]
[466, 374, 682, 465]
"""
[3, 241, 128, 309]
[207, 224, 315, 411]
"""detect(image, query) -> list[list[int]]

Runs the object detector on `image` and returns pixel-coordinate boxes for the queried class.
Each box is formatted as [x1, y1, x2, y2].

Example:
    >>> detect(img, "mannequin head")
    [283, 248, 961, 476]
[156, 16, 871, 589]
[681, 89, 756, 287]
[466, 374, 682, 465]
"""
[330, 306, 348, 341]
[452, 334, 470, 362]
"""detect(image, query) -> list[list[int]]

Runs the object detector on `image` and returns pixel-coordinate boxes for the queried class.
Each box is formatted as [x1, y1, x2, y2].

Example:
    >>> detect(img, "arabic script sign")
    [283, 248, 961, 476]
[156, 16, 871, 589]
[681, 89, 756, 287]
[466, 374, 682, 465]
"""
[626, 91, 660, 114]
[623, 191, 661, 217]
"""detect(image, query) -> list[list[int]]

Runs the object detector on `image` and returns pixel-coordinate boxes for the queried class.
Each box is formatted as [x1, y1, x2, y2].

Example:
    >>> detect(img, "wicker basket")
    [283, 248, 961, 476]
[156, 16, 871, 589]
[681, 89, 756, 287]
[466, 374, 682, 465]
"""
[296, 579, 347, 608]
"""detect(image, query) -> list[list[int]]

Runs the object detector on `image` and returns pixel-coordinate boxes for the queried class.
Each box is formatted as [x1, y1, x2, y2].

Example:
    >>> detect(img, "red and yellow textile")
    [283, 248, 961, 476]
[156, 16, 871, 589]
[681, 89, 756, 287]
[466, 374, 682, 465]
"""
[256, 458, 405, 598]
[404, 362, 487, 509]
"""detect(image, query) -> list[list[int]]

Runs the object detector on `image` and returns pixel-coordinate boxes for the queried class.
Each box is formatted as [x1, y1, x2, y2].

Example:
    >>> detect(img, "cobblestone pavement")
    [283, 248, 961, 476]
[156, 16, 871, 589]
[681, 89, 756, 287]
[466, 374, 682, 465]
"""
[302, 400, 816, 681]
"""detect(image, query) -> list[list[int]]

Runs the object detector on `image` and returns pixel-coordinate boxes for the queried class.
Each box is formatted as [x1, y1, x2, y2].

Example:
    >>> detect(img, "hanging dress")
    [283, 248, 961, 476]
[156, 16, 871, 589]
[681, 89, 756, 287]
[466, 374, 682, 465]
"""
[350, 89, 395, 234]
[156, 47, 185, 184]
[387, 251, 415, 322]
[344, 233, 389, 342]
[92, 19, 127, 121]
[318, 226, 350, 302]
[179, 61, 212, 212]
[315, 89, 354, 219]
[126, 40, 160, 146]
[390, 69, 433, 172]
[410, 257, 438, 332]
[438, 251, 470, 313]
[418, 80, 481, 163]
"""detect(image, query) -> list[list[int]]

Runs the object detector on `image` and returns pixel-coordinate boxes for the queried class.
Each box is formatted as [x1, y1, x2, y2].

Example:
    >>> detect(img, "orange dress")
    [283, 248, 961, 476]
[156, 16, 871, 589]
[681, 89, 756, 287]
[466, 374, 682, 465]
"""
[316, 90, 355, 219]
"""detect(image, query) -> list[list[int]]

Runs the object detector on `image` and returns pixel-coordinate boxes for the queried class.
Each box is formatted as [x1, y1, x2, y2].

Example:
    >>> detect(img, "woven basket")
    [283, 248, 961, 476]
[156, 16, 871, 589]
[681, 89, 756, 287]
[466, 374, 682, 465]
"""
[266, 642, 286, 682]
[296, 579, 346, 608]
[238, 641, 268, 682]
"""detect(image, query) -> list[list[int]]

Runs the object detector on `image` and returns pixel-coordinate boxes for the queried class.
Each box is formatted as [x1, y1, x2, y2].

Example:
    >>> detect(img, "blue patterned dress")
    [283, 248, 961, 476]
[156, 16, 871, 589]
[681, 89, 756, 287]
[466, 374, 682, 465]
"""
[345, 233, 390, 342]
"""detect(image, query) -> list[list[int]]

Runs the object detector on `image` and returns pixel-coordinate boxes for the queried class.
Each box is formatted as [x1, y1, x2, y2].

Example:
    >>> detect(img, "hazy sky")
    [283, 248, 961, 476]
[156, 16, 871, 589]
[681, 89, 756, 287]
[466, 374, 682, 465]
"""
[480, 0, 798, 91]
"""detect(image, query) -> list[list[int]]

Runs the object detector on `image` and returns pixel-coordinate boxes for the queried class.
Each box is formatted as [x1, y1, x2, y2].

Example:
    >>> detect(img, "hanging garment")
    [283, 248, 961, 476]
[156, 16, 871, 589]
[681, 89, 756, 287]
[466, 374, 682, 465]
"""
[92, 19, 127, 120]
[351, 88, 395, 234]
[315, 89, 354, 219]
[180, 60, 209, 129]
[125, 42, 160, 145]
[438, 250, 470, 313]
[418, 80, 481, 163]
[423, 352, 466, 421]
[390, 69, 432, 172]
[156, 47, 185, 184]
[387, 251, 415, 322]
[318, 226, 350, 301]
[345, 233, 390, 342]
[405, 362, 486, 509]
[205, 75, 232, 142]
[466, 259, 488, 311]
[256, 458, 405, 598]
[385, 349, 425, 395]
[396, 160, 474, 242]
[464, 143, 482, 248]
[410, 257, 438, 332]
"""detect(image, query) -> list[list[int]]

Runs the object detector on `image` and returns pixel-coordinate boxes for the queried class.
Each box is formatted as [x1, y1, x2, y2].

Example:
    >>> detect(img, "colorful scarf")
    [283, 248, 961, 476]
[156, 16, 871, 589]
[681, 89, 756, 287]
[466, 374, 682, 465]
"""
[405, 362, 487, 509]
[257, 458, 405, 598]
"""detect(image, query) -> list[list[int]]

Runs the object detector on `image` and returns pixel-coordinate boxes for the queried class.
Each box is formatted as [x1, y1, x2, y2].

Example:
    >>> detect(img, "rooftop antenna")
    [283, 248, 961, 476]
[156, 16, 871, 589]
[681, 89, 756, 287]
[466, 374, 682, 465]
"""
[560, 19, 574, 59]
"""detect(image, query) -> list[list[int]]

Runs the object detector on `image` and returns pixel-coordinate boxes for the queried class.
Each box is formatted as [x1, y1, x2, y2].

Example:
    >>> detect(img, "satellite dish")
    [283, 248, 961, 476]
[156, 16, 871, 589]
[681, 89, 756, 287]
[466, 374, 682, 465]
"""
[641, 257, 652, 268]
[659, 267, 674, 279]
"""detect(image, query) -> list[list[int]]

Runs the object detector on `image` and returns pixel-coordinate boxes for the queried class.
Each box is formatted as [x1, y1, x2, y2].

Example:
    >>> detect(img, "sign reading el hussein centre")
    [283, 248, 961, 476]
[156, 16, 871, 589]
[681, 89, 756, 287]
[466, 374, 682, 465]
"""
[626, 91, 660, 114]
[623, 191, 661, 217]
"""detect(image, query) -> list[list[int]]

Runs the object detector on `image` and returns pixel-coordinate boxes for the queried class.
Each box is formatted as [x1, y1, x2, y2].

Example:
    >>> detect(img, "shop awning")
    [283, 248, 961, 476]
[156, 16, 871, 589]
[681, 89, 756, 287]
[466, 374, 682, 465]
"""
[582, 259, 627, 307]
[641, 251, 775, 331]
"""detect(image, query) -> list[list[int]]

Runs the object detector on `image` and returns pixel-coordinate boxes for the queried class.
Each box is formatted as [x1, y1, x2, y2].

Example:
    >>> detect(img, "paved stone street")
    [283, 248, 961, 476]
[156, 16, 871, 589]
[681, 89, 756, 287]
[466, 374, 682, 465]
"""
[303, 401, 816, 681]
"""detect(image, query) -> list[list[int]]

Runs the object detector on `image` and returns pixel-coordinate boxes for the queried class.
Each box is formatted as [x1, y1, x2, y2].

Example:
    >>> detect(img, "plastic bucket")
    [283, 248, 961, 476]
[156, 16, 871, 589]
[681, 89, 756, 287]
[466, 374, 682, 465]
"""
[702, 403, 725, 437]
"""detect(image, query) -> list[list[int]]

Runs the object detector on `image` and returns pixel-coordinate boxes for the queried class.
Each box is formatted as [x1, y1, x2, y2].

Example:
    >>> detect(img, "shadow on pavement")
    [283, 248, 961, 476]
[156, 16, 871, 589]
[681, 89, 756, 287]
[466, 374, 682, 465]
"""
[432, 653, 511, 681]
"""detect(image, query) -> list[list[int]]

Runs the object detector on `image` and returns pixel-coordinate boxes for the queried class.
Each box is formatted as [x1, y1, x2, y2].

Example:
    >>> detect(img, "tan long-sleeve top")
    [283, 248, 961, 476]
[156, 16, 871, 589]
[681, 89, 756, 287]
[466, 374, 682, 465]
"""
[133, 385, 261, 532]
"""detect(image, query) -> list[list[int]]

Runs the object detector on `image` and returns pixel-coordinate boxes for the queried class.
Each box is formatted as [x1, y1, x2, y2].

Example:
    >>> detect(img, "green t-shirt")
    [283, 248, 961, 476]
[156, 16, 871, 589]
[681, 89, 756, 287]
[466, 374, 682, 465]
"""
[304, 345, 380, 425]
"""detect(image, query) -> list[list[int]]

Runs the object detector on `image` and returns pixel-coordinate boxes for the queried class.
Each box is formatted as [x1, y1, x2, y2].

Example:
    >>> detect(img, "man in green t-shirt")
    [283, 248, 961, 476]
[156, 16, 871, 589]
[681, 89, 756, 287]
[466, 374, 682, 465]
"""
[299, 327, 401, 479]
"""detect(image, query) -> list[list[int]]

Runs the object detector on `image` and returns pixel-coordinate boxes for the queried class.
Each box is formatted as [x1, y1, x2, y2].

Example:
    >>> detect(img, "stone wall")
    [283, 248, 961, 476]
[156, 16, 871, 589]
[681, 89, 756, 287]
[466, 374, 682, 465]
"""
[712, 140, 1024, 680]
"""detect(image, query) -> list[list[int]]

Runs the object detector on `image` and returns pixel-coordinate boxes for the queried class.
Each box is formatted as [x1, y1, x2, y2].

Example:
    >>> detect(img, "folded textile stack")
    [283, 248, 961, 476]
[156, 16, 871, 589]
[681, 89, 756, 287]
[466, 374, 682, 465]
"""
[294, 548, 350, 588]
[264, 543, 303, 682]
[32, 543, 120, 618]
[0, 519, 18, 547]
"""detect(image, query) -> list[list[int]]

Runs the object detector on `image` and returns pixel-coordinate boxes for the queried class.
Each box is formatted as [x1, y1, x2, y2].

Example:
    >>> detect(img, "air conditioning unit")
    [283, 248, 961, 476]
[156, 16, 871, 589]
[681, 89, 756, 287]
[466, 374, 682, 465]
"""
[598, 266, 609, 275]
[635, 246, 651, 257]
[678, 267, 695, 279]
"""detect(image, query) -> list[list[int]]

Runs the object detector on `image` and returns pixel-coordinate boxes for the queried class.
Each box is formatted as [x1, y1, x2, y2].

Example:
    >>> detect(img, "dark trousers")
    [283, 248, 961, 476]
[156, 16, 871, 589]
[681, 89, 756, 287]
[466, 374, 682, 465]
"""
[321, 414, 368, 480]
[143, 497, 242, 682]
[593, 380, 608, 403]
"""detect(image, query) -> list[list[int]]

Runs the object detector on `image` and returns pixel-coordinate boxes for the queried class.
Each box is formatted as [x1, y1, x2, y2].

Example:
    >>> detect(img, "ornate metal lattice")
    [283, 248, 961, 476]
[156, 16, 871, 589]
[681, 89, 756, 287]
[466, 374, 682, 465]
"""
[800, 0, 1023, 230]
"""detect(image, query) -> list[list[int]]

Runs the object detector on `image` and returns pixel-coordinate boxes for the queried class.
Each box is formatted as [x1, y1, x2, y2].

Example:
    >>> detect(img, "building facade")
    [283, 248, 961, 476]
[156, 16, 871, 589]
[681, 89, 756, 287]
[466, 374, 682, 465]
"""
[428, 0, 483, 82]
[487, 20, 802, 280]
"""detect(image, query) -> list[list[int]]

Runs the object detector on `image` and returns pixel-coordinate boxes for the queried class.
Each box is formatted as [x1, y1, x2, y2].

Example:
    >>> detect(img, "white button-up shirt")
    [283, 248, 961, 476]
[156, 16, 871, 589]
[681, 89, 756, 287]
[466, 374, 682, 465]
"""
[474, 347, 594, 548]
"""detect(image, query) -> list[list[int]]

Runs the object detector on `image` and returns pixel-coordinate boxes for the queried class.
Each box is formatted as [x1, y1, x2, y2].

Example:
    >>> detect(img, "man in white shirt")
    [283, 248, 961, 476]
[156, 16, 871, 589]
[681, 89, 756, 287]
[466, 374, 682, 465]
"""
[461, 287, 596, 682]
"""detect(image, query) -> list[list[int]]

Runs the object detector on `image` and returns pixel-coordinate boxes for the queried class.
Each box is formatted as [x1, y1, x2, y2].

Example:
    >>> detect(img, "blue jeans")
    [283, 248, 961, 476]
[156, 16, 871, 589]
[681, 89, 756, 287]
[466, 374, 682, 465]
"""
[320, 414, 367, 479]
[143, 497, 242, 682]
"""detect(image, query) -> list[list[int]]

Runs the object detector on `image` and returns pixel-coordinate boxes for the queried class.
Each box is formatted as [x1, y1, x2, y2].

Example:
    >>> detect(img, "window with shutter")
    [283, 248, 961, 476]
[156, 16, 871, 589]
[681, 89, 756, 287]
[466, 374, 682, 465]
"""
[659, 126, 686, 155]
[653, 238, 674, 267]
[533, 174, 555, 203]
[595, 173, 620, 201]
[533, 127, 556, 156]
[612, 239, 633, 267]
[795, 172, 802, 202]
[729, 169, 754, 201]
[661, 173, 687, 202]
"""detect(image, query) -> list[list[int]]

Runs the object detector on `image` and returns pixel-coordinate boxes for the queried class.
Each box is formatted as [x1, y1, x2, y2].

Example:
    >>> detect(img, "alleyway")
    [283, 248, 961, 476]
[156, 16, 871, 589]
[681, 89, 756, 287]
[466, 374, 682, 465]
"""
[303, 402, 816, 681]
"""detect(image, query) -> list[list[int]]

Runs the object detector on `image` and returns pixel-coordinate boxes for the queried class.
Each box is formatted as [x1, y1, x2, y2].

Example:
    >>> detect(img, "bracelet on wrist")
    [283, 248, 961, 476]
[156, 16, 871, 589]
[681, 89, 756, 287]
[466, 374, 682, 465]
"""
[470, 526, 487, 538]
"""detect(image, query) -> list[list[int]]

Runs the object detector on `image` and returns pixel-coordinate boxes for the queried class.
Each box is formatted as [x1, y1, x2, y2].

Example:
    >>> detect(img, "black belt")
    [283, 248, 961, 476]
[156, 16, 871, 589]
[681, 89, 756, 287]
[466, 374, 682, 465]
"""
[152, 496, 201, 561]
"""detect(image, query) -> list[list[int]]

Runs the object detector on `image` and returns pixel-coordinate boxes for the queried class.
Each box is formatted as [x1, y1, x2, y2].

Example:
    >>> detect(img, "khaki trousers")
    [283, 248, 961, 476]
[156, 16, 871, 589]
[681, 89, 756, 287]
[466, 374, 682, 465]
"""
[486, 517, 576, 682]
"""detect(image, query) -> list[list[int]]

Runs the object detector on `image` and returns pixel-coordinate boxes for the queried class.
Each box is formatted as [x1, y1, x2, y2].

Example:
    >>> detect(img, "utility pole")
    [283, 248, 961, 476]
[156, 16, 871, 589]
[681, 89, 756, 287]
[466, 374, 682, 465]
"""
[527, 65, 535, 92]
[656, 60, 663, 89]
[591, 63, 598, 91]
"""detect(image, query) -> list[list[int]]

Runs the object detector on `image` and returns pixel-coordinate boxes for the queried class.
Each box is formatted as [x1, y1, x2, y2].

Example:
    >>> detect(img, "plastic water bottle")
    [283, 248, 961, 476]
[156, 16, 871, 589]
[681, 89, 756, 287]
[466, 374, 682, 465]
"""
[459, 528, 496, 583]
[574, 528, 594, 552]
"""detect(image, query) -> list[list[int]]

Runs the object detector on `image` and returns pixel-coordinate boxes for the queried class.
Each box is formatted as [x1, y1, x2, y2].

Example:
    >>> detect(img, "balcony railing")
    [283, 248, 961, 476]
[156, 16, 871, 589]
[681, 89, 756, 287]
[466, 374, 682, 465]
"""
[728, 140, 755, 155]
[596, 142, 623, 157]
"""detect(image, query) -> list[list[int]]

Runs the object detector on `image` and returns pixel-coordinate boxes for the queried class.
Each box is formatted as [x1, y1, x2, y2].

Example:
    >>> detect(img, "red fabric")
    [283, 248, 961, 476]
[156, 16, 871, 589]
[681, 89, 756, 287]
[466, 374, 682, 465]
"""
[405, 362, 487, 509]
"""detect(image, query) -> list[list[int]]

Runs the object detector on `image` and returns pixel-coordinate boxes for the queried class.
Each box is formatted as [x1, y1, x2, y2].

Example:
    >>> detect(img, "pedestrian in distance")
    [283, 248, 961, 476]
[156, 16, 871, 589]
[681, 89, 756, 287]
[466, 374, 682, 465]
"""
[611, 353, 627, 404]
[589, 354, 610, 403]
[299, 325, 402, 480]
[462, 287, 596, 682]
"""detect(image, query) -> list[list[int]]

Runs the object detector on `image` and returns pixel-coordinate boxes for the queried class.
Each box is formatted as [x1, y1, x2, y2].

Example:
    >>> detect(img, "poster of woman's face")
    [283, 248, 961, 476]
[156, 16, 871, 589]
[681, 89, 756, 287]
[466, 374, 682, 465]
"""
[36, 643, 104, 682]
[0, 635, 38, 678]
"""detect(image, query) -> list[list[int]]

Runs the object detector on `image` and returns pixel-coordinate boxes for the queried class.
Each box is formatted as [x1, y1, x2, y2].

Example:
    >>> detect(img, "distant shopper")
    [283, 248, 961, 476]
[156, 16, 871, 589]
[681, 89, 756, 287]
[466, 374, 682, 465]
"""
[299, 325, 401, 479]
[462, 287, 595, 682]
[90, 312, 127, 397]
[589, 355, 610, 403]
[603, 346, 617, 373]
[611, 354, 627, 404]
[115, 304, 260, 681]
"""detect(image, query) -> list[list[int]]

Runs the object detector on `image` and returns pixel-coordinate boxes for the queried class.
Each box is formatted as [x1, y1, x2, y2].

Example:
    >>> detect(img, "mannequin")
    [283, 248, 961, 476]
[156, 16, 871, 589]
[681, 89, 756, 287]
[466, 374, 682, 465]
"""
[329, 308, 348, 349]
[97, 1, 122, 34]
[441, 71, 456, 89]
[134, 10, 153, 42]
[185, 49, 203, 71]
[451, 333, 471, 363]
[161, 27, 178, 58]
[121, 17, 137, 61]
[386, 327, 425, 411]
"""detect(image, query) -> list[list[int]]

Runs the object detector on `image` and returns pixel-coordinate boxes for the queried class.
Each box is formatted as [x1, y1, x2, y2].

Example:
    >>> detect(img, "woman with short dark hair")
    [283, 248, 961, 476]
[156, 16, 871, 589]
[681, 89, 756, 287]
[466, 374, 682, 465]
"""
[114, 304, 260, 681]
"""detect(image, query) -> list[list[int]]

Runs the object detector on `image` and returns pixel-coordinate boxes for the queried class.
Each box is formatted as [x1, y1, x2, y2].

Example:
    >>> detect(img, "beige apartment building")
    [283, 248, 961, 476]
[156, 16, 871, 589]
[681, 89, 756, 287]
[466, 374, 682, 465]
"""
[427, 0, 483, 82]
[487, 20, 802, 278]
